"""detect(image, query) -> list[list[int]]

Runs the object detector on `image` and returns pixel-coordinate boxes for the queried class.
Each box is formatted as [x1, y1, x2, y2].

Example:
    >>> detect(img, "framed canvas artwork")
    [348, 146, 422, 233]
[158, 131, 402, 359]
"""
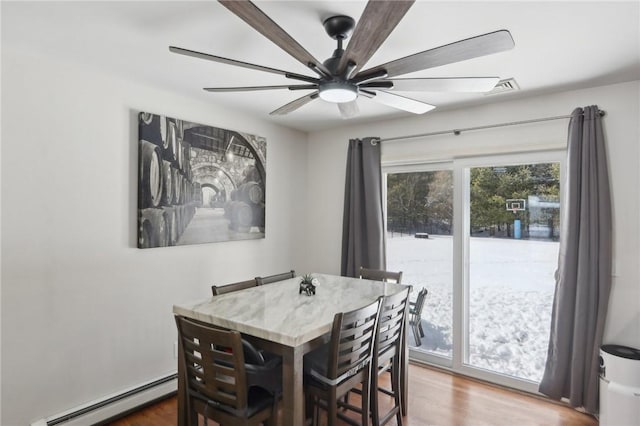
[137, 112, 266, 248]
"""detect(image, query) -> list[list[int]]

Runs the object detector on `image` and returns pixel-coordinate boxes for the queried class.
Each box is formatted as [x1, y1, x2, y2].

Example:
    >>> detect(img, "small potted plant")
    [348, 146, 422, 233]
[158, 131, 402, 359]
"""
[299, 274, 319, 296]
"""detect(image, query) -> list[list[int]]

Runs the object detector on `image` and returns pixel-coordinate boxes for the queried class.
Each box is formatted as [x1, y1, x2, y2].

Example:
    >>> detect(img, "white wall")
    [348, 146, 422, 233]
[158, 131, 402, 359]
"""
[1, 47, 308, 425]
[305, 81, 640, 349]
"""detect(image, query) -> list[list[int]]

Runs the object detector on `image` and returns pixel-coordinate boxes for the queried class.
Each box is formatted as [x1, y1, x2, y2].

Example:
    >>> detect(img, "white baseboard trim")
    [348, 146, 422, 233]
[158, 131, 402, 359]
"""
[30, 373, 177, 426]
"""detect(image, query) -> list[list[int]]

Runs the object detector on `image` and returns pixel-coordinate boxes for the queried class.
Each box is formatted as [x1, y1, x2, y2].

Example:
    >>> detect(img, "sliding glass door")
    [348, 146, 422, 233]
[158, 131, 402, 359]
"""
[385, 151, 563, 391]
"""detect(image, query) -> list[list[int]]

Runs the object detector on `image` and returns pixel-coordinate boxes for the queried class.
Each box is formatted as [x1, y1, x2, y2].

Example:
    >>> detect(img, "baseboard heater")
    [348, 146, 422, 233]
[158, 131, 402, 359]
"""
[30, 373, 177, 426]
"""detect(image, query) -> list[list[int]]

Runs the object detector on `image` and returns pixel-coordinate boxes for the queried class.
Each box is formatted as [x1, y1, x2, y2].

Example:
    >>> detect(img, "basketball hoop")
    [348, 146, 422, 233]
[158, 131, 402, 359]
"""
[506, 198, 526, 239]
[506, 199, 526, 214]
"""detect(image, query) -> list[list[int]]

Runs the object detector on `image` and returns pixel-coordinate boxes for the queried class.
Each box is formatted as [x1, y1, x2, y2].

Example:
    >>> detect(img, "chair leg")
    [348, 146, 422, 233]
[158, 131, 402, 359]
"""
[361, 372, 371, 426]
[311, 398, 320, 426]
[419, 321, 425, 337]
[342, 392, 350, 410]
[370, 371, 380, 426]
[267, 400, 278, 426]
[412, 323, 421, 346]
[391, 359, 403, 426]
[328, 390, 338, 426]
[305, 392, 313, 423]
[187, 399, 198, 426]
[305, 393, 318, 426]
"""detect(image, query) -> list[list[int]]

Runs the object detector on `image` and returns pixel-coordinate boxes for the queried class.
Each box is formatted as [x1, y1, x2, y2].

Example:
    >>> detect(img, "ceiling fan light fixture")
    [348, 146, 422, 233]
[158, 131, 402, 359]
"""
[318, 82, 358, 103]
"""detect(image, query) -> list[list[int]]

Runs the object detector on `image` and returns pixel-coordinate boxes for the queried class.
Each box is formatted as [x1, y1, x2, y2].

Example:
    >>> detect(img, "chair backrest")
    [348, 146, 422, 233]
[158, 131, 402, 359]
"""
[255, 270, 295, 286]
[359, 267, 403, 283]
[326, 298, 382, 382]
[413, 288, 429, 317]
[377, 287, 410, 360]
[175, 316, 248, 412]
[211, 279, 257, 296]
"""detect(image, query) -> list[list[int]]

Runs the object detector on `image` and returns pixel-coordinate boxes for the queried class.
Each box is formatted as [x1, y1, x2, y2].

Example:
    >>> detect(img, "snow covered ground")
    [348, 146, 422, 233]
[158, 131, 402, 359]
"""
[387, 234, 558, 382]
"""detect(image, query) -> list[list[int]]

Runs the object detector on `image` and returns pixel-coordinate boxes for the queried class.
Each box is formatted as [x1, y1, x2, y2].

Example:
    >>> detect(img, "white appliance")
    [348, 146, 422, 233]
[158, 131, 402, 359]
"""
[599, 344, 640, 426]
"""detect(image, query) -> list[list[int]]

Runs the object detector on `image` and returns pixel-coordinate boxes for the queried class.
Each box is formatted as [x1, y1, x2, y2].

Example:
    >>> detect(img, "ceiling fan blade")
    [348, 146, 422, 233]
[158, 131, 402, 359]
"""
[338, 0, 414, 76]
[338, 101, 359, 119]
[386, 77, 500, 92]
[356, 30, 515, 79]
[169, 46, 319, 83]
[219, 0, 330, 76]
[360, 90, 435, 114]
[204, 85, 316, 92]
[270, 92, 319, 116]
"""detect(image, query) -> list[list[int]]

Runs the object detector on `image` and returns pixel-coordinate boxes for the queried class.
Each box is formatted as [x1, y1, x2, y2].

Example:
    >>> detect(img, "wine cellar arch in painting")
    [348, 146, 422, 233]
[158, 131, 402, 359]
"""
[137, 112, 266, 248]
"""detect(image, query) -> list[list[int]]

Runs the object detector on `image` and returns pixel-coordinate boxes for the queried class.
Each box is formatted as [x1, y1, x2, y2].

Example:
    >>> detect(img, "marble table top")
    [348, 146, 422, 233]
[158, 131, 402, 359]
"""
[173, 273, 407, 347]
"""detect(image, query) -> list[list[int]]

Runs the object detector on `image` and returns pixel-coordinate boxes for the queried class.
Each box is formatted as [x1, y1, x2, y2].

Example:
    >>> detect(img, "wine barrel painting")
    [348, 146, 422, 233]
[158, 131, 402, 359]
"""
[138, 111, 266, 248]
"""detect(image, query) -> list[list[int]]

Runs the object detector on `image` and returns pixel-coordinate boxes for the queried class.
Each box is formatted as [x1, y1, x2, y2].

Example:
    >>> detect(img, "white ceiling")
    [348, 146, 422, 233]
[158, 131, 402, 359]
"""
[3, 1, 639, 132]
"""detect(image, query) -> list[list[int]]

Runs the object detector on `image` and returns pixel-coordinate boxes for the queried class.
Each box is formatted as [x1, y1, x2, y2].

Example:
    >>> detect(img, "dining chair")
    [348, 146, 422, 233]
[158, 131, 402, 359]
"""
[211, 278, 258, 295]
[303, 297, 382, 426]
[255, 270, 295, 285]
[343, 288, 410, 426]
[371, 287, 410, 426]
[359, 267, 403, 284]
[174, 315, 280, 426]
[409, 288, 429, 346]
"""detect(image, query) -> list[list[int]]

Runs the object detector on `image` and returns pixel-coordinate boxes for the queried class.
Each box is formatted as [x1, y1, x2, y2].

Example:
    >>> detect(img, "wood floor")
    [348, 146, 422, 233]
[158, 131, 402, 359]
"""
[108, 364, 598, 426]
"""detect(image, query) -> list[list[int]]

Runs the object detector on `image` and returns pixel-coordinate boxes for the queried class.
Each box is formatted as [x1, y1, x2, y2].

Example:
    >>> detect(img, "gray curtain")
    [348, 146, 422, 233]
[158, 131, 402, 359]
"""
[539, 106, 612, 414]
[341, 137, 385, 277]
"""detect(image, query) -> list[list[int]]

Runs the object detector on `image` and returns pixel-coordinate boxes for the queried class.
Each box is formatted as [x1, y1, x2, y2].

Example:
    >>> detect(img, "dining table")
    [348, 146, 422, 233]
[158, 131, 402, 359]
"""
[173, 273, 409, 426]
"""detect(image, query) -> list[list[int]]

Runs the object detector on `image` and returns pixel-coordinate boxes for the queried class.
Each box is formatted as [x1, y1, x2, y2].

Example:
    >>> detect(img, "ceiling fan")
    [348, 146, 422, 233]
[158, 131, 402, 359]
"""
[170, 0, 514, 118]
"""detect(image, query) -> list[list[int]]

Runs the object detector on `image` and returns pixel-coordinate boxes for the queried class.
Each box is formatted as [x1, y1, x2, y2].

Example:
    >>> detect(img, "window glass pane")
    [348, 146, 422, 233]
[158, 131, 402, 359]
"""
[467, 163, 560, 382]
[387, 170, 453, 359]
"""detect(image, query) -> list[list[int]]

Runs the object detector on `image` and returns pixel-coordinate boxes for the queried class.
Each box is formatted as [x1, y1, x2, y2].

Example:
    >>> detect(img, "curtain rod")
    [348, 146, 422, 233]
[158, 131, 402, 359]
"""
[376, 109, 606, 144]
